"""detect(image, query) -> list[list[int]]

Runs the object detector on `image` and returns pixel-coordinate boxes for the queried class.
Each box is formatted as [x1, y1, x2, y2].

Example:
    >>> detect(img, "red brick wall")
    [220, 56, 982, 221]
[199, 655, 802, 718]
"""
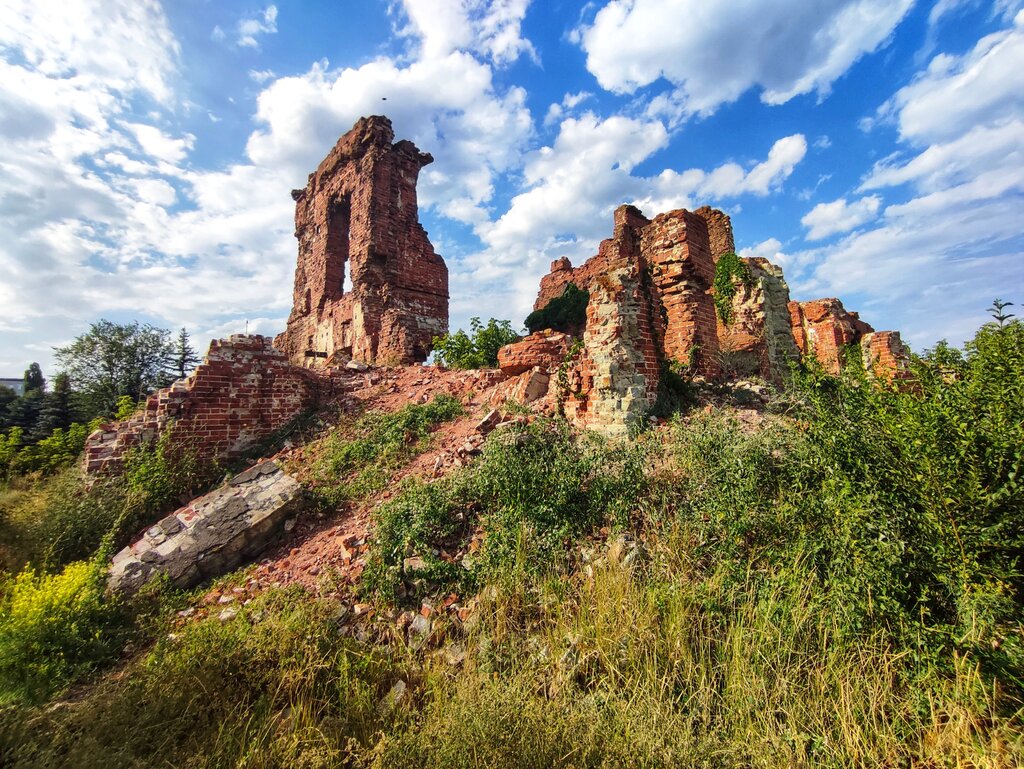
[84, 335, 333, 475]
[275, 116, 448, 367]
[693, 205, 735, 260]
[641, 209, 721, 377]
[788, 298, 875, 375]
[861, 331, 913, 382]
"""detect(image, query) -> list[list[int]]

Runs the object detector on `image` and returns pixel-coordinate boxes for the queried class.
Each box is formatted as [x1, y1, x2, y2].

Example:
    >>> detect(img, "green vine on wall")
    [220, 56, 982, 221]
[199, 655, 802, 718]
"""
[713, 252, 753, 326]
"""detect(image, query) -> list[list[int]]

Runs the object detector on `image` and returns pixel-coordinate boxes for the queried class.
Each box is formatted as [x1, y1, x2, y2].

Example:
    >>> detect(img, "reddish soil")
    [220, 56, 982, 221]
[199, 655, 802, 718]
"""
[242, 364, 513, 599]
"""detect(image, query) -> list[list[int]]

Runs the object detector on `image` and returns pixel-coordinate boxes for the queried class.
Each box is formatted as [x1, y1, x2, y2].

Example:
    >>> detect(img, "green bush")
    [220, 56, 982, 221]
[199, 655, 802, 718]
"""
[524, 282, 589, 335]
[0, 560, 125, 703]
[0, 587, 403, 768]
[309, 394, 464, 506]
[432, 317, 519, 369]
[0, 428, 210, 574]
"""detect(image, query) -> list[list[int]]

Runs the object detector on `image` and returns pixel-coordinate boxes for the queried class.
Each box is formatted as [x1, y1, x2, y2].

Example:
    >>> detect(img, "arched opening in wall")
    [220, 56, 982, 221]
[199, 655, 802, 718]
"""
[326, 195, 351, 299]
[412, 342, 427, 363]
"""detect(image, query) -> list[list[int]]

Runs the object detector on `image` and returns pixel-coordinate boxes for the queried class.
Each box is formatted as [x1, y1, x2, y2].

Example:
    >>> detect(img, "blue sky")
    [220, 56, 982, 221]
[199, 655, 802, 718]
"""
[0, 0, 1022, 376]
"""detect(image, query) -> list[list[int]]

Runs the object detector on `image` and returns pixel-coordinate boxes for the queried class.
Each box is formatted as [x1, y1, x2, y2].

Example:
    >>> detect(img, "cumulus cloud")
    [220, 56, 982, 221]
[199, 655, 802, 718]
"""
[461, 114, 807, 330]
[245, 52, 532, 223]
[0, 0, 540, 371]
[576, 0, 913, 117]
[801, 195, 882, 240]
[395, 0, 537, 65]
[791, 12, 1024, 346]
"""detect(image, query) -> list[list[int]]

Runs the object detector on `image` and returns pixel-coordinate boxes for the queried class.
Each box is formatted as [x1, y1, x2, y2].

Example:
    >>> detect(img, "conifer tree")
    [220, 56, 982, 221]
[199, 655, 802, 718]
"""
[167, 327, 201, 381]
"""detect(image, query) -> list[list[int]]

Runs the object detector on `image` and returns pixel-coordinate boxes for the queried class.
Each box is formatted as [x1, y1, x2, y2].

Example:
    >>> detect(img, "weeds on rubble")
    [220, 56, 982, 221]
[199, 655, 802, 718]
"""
[1, 316, 1022, 767]
[308, 394, 464, 507]
[0, 430, 208, 574]
[365, 418, 652, 599]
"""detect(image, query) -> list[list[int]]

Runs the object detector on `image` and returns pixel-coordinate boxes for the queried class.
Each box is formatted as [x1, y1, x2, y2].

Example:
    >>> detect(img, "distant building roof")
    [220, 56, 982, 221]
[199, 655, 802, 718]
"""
[0, 378, 24, 396]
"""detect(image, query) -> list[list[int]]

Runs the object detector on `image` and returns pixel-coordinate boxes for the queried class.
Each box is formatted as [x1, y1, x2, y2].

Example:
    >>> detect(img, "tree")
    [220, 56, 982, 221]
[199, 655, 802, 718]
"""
[34, 373, 74, 439]
[166, 327, 201, 382]
[525, 282, 590, 335]
[988, 298, 1016, 326]
[54, 320, 173, 418]
[432, 318, 519, 370]
[22, 363, 44, 395]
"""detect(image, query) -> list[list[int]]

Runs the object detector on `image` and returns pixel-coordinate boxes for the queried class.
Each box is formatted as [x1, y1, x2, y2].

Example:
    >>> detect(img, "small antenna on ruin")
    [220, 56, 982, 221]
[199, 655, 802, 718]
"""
[245, 319, 249, 335]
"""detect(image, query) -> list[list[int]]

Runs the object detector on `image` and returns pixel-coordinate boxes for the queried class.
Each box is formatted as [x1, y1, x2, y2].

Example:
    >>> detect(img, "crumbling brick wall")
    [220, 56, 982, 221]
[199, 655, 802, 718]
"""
[533, 204, 720, 379]
[84, 335, 328, 474]
[275, 115, 448, 367]
[563, 261, 662, 437]
[694, 205, 735, 260]
[860, 331, 913, 382]
[641, 209, 720, 376]
[788, 298, 875, 375]
[717, 258, 800, 382]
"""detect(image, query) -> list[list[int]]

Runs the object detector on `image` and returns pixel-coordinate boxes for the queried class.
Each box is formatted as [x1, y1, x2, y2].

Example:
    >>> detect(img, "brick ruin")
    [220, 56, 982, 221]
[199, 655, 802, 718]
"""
[274, 115, 448, 367]
[86, 114, 915, 469]
[523, 203, 910, 435]
[84, 336, 341, 474]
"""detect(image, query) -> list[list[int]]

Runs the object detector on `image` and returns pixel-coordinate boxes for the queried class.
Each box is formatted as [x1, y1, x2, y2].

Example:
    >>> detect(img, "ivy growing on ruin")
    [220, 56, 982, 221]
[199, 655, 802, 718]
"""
[712, 252, 753, 326]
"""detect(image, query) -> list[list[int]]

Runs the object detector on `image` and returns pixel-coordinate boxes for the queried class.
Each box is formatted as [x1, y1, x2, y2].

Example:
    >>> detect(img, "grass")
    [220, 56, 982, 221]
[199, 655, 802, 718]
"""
[0, 319, 1021, 767]
[305, 394, 464, 507]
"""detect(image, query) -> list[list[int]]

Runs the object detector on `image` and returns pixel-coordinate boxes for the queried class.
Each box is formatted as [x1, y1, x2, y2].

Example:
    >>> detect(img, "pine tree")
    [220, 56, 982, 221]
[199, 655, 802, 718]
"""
[168, 327, 201, 381]
[35, 372, 74, 438]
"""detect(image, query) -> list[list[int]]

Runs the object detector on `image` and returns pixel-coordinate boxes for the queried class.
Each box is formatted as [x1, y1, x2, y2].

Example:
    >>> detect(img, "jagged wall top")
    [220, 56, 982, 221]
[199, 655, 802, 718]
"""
[276, 115, 449, 367]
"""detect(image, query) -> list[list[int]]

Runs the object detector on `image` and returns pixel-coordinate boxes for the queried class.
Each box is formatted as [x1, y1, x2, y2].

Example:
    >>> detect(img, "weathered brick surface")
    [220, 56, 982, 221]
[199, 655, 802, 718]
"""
[717, 258, 800, 382]
[564, 261, 662, 437]
[83, 335, 334, 475]
[694, 205, 735, 261]
[860, 331, 913, 382]
[642, 209, 720, 377]
[788, 298, 875, 375]
[534, 205, 720, 378]
[108, 460, 303, 595]
[497, 330, 570, 376]
[275, 115, 448, 367]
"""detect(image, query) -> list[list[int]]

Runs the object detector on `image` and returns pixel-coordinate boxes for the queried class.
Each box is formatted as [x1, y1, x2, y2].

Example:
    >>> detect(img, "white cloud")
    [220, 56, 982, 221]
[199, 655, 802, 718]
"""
[461, 114, 806, 331]
[801, 195, 882, 240]
[888, 11, 1024, 145]
[577, 0, 913, 117]
[249, 68, 276, 83]
[0, 0, 538, 372]
[543, 90, 592, 127]
[237, 5, 278, 49]
[790, 13, 1024, 346]
[125, 123, 195, 164]
[396, 0, 537, 65]
[245, 53, 532, 221]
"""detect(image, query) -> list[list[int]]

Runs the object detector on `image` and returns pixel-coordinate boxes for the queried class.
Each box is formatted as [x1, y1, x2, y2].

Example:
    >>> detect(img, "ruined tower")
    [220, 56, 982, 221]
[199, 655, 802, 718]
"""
[275, 115, 449, 366]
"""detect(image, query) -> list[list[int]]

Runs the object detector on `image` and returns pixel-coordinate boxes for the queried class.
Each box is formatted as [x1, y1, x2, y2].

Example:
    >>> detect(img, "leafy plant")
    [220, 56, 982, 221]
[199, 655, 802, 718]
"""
[524, 282, 589, 335]
[432, 317, 519, 369]
[712, 252, 753, 326]
[0, 559, 126, 703]
[308, 395, 464, 506]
